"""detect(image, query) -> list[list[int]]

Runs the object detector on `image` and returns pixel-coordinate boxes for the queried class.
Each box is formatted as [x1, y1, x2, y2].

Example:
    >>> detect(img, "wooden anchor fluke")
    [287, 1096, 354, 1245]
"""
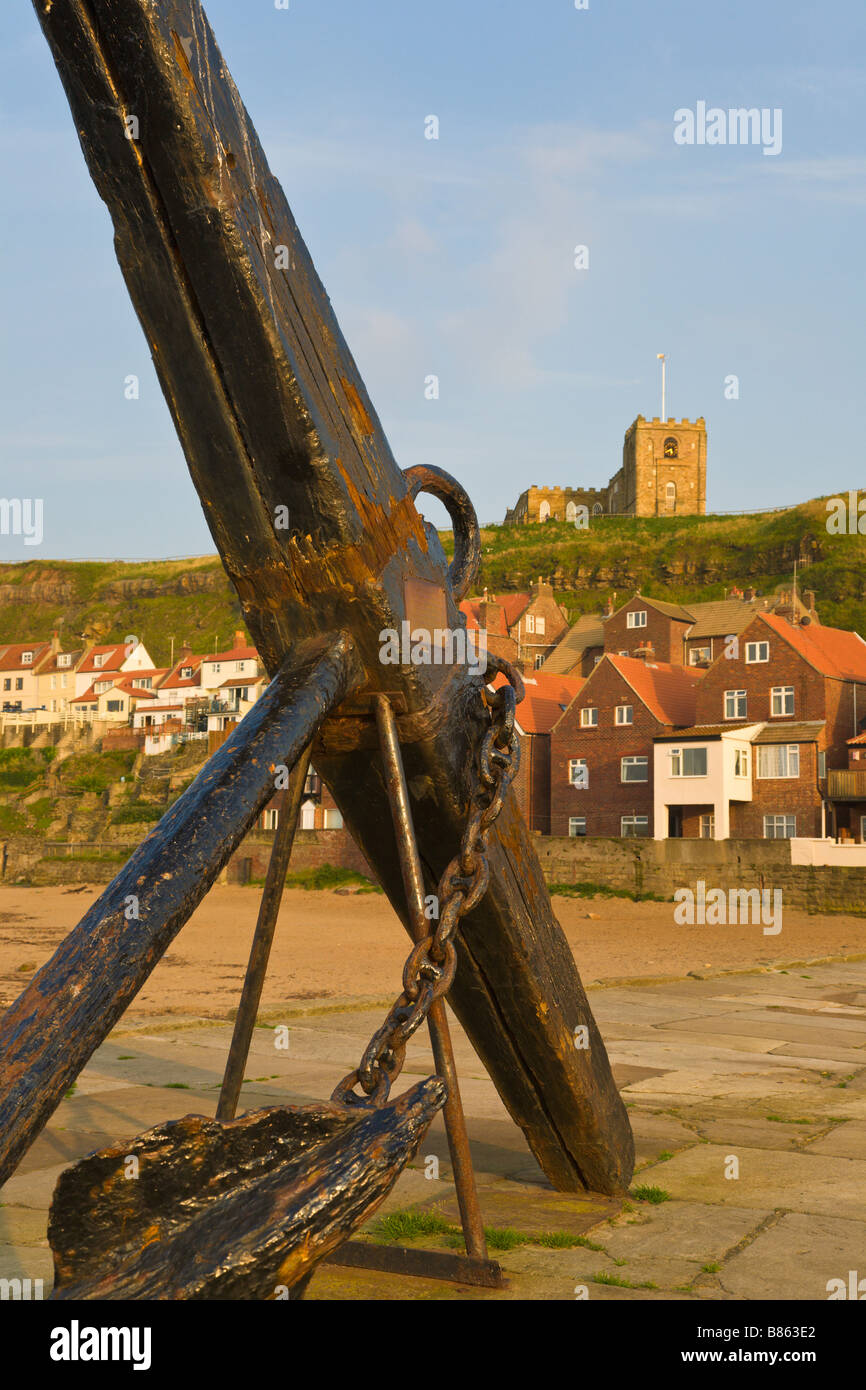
[48, 1079, 446, 1300]
[8, 0, 635, 1198]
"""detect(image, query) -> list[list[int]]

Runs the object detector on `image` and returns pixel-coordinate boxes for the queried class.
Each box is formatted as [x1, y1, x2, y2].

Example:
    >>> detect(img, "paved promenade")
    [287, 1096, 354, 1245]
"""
[2, 958, 864, 1300]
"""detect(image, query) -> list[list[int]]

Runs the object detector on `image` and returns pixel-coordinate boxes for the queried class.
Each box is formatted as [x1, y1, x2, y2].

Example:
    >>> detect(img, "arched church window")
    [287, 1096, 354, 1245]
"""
[539, 500, 551, 521]
[665, 481, 677, 513]
[592, 502, 603, 517]
[663, 437, 678, 458]
[565, 501, 577, 522]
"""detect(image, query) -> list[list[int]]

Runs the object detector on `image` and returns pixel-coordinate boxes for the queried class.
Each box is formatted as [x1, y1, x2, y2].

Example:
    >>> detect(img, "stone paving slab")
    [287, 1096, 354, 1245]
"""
[651, 1143, 866, 1220]
[715, 1212, 866, 1301]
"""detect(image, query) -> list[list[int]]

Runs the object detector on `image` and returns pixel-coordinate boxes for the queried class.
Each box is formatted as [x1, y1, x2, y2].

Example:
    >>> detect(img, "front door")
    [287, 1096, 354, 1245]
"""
[668, 806, 683, 838]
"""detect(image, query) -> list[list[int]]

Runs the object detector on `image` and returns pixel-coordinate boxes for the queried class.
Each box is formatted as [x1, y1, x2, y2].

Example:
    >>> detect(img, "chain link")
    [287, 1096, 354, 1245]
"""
[331, 655, 525, 1108]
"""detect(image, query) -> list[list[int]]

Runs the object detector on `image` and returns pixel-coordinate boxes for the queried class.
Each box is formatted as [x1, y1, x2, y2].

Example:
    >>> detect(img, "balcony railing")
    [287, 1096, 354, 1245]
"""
[827, 769, 866, 802]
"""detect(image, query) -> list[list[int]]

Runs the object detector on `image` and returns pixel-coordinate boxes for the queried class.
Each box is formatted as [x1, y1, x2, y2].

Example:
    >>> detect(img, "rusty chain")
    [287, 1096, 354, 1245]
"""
[331, 654, 525, 1109]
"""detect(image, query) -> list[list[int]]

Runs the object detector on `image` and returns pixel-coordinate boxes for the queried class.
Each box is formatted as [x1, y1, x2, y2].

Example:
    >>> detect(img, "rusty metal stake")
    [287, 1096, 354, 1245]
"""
[217, 745, 313, 1122]
[372, 693, 495, 1269]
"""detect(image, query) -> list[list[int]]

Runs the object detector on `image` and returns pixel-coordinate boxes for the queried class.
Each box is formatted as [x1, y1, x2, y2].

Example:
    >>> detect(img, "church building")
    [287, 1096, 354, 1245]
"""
[505, 415, 707, 522]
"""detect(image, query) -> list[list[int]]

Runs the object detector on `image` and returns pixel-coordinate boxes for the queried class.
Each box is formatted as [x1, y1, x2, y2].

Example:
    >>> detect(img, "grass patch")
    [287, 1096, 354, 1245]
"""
[0, 747, 54, 791]
[370, 1210, 454, 1243]
[371, 1208, 608, 1255]
[283, 864, 381, 893]
[702, 1262, 721, 1273]
[164, 1082, 191, 1090]
[630, 1185, 672, 1204]
[0, 804, 28, 834]
[766, 1114, 815, 1125]
[39, 849, 129, 863]
[592, 1272, 657, 1289]
[59, 749, 136, 795]
[549, 880, 668, 903]
[110, 802, 163, 824]
[535, 1232, 605, 1251]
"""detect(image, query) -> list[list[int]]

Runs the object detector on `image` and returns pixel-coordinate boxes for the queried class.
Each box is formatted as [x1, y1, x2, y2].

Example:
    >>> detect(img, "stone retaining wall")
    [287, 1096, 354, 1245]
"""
[534, 836, 866, 914]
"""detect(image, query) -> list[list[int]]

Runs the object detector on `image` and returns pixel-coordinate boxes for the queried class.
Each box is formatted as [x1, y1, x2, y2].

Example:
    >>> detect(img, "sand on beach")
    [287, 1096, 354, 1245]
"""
[0, 883, 862, 1021]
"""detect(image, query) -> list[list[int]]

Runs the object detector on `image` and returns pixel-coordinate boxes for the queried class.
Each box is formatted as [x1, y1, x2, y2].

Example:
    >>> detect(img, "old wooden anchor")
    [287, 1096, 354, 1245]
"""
[0, 0, 635, 1297]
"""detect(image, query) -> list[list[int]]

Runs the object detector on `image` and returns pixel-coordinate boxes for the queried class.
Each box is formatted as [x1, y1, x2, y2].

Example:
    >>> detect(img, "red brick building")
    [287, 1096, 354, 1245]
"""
[544, 588, 819, 678]
[549, 655, 701, 837]
[491, 671, 584, 834]
[655, 612, 866, 841]
[461, 579, 568, 672]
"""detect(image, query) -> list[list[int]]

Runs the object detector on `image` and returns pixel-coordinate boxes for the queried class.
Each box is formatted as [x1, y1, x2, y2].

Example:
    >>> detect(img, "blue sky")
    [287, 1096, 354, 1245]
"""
[1, 0, 864, 558]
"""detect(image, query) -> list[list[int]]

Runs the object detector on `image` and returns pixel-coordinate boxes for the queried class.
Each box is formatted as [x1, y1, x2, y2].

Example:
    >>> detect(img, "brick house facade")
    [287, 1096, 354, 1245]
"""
[661, 612, 866, 841]
[602, 595, 693, 667]
[550, 655, 700, 838]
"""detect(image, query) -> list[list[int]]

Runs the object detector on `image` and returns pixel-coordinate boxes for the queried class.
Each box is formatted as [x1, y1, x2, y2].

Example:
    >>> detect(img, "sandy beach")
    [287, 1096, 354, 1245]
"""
[1, 884, 862, 1021]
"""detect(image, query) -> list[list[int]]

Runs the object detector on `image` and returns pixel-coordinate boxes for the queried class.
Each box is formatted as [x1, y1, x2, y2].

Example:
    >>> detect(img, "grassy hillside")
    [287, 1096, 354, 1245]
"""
[0, 556, 243, 667]
[0, 496, 863, 658]
[445, 496, 866, 633]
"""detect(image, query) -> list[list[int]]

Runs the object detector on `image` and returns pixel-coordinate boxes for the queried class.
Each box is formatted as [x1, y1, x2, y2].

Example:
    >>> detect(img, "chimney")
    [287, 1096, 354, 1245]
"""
[50, 630, 61, 654]
[632, 642, 655, 661]
[233, 629, 246, 648]
[804, 589, 816, 614]
[744, 587, 755, 602]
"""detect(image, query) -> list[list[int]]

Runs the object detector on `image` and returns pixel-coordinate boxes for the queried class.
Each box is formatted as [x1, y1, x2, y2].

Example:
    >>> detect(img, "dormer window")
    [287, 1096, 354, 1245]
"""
[58, 653, 71, 668]
[181, 666, 193, 679]
[93, 654, 105, 668]
[21, 651, 33, 664]
[663, 437, 678, 458]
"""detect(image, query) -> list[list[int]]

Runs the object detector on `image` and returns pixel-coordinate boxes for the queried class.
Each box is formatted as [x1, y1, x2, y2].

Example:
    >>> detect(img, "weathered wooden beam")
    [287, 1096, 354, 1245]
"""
[0, 633, 362, 1188]
[49, 1078, 446, 1299]
[28, 0, 634, 1193]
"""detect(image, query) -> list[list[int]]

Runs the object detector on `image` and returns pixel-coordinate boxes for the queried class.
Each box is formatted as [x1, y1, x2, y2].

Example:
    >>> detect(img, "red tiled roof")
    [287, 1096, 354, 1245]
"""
[111, 680, 159, 700]
[459, 594, 531, 637]
[39, 650, 83, 675]
[608, 655, 702, 726]
[162, 654, 205, 685]
[758, 613, 866, 682]
[0, 642, 51, 672]
[126, 668, 169, 682]
[77, 644, 129, 674]
[848, 731, 866, 746]
[491, 671, 584, 734]
[203, 646, 259, 663]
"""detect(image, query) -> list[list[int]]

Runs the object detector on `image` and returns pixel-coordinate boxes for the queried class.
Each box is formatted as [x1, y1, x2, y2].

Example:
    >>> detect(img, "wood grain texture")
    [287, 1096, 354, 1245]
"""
[25, 0, 634, 1193]
[49, 1079, 446, 1299]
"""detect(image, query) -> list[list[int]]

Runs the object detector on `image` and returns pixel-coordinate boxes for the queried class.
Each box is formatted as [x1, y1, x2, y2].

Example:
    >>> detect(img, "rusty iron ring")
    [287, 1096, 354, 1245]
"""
[402, 464, 481, 603]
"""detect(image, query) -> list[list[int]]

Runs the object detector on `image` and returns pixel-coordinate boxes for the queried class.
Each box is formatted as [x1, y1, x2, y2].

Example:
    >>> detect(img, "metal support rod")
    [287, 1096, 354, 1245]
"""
[216, 745, 313, 1122]
[374, 694, 489, 1264]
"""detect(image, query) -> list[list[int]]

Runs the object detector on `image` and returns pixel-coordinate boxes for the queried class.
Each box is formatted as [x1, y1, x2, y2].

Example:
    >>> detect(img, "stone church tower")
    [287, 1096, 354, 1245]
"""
[505, 415, 707, 522]
[610, 416, 707, 516]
